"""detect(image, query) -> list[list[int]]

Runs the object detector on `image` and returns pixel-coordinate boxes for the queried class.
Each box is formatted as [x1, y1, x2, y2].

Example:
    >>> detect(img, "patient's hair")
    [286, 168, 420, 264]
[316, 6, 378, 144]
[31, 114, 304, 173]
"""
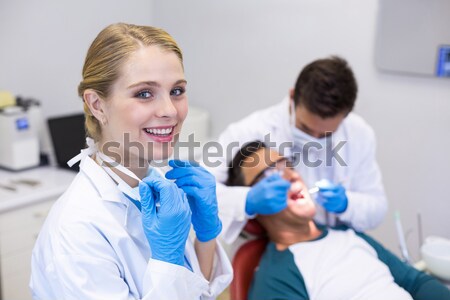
[293, 56, 357, 118]
[226, 140, 267, 187]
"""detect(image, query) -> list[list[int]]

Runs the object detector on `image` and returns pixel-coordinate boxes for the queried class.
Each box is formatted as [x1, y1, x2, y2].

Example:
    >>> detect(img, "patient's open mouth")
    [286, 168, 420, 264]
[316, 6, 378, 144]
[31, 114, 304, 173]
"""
[290, 191, 304, 201]
[289, 182, 306, 202]
[288, 181, 312, 205]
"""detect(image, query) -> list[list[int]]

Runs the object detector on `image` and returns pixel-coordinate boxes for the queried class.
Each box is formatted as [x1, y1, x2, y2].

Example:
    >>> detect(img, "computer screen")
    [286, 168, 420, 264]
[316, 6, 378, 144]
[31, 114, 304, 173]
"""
[437, 45, 450, 77]
[47, 113, 86, 172]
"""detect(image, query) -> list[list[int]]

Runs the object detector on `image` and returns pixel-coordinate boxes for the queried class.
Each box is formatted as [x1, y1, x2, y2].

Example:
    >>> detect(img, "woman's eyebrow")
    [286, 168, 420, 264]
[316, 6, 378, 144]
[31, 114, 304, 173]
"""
[127, 79, 187, 89]
[127, 81, 160, 89]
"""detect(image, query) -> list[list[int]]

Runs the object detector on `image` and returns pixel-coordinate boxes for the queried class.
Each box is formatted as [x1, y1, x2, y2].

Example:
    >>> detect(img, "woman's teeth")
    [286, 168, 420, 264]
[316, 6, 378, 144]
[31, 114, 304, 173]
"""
[144, 127, 173, 136]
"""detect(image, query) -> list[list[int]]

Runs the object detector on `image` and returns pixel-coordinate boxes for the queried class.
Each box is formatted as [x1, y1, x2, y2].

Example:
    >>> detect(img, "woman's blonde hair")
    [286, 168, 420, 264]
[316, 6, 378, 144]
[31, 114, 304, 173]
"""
[78, 23, 183, 140]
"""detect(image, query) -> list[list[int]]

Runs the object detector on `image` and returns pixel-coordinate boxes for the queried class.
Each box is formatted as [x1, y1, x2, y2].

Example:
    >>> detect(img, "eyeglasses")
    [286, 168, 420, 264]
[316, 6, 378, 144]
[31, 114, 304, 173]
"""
[249, 158, 293, 186]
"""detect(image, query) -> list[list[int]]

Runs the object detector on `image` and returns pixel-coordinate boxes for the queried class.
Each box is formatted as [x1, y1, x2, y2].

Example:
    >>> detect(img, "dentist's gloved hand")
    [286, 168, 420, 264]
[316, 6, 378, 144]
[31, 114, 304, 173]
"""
[316, 179, 348, 213]
[245, 173, 290, 216]
[139, 171, 192, 266]
[166, 160, 222, 242]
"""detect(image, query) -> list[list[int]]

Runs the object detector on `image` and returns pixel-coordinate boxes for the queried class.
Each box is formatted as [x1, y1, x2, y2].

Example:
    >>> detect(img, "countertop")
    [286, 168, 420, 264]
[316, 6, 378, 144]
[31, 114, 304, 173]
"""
[0, 167, 76, 213]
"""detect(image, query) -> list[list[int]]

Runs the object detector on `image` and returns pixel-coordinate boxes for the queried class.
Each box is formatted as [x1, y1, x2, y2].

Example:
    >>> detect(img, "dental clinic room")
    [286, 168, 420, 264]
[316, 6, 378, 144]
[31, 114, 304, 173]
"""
[1, 0, 450, 299]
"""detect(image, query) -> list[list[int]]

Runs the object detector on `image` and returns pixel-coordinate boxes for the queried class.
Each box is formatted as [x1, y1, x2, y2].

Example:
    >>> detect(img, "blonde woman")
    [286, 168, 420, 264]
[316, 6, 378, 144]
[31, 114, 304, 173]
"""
[30, 23, 232, 299]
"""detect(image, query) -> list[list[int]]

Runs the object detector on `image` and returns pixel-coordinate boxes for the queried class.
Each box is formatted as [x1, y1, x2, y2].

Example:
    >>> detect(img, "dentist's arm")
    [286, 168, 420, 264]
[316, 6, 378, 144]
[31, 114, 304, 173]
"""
[194, 239, 216, 280]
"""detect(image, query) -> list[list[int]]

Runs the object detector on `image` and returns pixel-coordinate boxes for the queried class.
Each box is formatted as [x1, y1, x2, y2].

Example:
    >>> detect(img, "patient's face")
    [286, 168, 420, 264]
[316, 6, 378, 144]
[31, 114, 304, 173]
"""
[242, 148, 316, 220]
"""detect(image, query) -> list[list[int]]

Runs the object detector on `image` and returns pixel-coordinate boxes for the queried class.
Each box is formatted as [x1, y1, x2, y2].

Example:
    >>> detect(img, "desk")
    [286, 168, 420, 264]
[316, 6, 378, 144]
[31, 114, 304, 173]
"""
[0, 167, 76, 213]
[0, 167, 76, 300]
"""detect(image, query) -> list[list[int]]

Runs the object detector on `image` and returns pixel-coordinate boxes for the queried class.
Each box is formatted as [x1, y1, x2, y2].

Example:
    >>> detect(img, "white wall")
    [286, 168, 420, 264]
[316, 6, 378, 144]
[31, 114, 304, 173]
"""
[1, 0, 449, 261]
[0, 0, 154, 118]
[151, 0, 450, 260]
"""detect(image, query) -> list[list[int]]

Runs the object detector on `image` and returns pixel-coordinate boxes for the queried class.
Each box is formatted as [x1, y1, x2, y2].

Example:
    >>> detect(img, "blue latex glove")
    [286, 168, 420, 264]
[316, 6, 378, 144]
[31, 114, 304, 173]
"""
[166, 160, 222, 242]
[245, 173, 291, 216]
[139, 170, 192, 266]
[316, 179, 348, 213]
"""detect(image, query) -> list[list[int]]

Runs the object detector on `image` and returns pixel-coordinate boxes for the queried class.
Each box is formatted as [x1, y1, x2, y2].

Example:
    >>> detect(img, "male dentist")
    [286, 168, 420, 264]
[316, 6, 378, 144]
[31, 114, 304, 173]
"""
[209, 56, 387, 247]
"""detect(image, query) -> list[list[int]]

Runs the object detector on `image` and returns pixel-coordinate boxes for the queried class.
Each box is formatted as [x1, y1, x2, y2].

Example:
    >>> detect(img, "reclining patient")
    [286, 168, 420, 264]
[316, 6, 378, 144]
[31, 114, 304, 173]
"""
[226, 140, 450, 300]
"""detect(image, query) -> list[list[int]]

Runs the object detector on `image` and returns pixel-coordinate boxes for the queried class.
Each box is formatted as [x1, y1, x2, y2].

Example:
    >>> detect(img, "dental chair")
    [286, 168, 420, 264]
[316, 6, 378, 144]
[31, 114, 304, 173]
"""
[230, 220, 268, 300]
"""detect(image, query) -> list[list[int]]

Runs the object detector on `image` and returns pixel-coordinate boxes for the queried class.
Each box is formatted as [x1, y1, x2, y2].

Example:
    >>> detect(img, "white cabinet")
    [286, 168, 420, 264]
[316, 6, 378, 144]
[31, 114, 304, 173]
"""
[0, 167, 75, 300]
[0, 199, 55, 300]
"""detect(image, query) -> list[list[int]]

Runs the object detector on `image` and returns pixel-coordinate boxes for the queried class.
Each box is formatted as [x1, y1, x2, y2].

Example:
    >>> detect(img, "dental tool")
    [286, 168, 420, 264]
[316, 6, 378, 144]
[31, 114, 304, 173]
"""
[308, 179, 347, 227]
[308, 178, 348, 195]
[395, 211, 411, 264]
[0, 183, 16, 191]
[308, 186, 319, 194]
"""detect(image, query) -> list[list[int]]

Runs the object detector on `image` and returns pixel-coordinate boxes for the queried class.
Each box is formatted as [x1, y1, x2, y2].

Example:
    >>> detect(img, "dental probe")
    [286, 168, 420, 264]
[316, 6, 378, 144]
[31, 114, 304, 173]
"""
[308, 186, 319, 194]
[308, 178, 348, 195]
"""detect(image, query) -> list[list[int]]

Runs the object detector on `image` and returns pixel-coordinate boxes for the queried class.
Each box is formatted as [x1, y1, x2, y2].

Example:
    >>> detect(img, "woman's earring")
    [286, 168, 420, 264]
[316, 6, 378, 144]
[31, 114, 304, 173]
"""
[101, 117, 107, 126]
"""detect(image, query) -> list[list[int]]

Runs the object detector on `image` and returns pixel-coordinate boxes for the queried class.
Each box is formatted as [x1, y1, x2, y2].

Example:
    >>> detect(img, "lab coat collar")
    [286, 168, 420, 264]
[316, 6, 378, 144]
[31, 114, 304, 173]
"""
[79, 155, 128, 206]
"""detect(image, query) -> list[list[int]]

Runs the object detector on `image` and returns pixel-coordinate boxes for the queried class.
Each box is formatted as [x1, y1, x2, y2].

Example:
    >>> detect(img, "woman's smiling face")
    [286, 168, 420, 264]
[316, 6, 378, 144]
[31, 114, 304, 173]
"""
[100, 45, 188, 164]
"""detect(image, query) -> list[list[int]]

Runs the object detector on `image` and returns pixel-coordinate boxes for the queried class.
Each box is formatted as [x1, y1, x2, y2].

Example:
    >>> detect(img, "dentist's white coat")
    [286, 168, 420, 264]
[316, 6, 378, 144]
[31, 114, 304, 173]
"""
[208, 97, 387, 244]
[30, 155, 232, 300]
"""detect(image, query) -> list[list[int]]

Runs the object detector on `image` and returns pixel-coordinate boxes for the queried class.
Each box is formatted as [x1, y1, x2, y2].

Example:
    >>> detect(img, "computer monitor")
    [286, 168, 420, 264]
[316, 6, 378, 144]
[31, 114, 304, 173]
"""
[47, 113, 86, 172]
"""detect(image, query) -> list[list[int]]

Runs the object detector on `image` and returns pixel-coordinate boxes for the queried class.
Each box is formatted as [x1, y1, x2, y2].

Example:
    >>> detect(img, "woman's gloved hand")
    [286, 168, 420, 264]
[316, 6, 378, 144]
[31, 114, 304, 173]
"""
[245, 173, 290, 216]
[165, 160, 222, 242]
[316, 179, 348, 213]
[139, 170, 192, 266]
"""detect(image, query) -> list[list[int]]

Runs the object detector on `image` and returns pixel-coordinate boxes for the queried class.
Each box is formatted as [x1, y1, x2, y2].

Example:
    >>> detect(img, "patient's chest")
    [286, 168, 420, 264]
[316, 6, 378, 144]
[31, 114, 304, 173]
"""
[289, 229, 412, 300]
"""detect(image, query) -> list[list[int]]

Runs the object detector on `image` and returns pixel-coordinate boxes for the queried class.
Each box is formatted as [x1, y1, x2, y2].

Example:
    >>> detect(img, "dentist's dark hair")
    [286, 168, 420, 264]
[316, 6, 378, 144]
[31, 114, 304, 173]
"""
[293, 56, 357, 118]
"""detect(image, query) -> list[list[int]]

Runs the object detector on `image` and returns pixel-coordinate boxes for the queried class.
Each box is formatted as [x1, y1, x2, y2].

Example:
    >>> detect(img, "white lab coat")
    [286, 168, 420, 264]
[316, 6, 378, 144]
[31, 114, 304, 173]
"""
[208, 97, 387, 244]
[30, 155, 232, 300]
